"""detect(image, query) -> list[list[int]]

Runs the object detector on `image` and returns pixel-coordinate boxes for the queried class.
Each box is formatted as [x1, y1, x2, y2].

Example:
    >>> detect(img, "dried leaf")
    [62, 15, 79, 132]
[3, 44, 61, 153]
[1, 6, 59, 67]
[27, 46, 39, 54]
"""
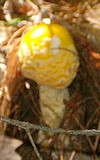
[0, 134, 22, 160]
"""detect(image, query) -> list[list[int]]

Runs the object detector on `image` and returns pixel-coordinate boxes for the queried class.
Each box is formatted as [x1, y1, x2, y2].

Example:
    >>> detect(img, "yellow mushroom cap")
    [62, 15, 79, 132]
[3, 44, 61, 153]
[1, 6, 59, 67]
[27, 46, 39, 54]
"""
[18, 23, 79, 89]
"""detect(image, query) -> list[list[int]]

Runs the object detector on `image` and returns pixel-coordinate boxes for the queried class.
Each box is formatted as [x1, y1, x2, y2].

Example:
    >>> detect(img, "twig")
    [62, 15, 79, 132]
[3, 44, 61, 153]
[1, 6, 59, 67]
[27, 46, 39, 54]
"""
[26, 130, 43, 160]
[93, 118, 100, 152]
[0, 116, 100, 136]
[26, 0, 39, 14]
[69, 151, 76, 160]
[86, 107, 100, 128]
[6, 25, 27, 47]
[74, 117, 95, 153]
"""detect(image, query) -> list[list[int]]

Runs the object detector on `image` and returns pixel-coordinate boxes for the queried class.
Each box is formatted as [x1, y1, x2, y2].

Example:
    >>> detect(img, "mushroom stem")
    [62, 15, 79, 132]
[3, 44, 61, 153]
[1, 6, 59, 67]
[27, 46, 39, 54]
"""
[37, 85, 70, 145]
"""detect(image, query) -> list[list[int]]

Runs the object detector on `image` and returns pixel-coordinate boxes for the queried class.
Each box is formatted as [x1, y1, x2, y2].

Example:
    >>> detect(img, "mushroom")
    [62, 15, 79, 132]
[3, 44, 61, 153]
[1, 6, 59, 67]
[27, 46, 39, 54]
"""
[18, 23, 79, 146]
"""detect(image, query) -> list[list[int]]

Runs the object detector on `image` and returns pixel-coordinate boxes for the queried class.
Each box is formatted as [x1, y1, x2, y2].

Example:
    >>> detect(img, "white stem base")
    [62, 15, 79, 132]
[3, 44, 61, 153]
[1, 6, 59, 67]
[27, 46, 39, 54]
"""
[37, 85, 70, 146]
